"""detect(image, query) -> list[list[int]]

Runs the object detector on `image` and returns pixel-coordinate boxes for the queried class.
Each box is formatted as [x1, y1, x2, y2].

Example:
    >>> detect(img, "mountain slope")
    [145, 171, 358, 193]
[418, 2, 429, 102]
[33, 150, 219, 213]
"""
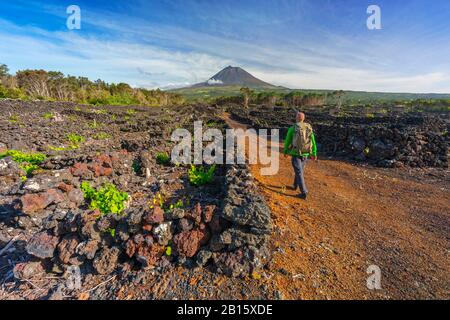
[191, 66, 279, 88]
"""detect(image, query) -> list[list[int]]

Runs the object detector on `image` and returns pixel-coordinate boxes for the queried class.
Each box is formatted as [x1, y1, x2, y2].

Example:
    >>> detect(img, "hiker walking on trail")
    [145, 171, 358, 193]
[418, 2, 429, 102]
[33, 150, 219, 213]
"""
[283, 112, 317, 199]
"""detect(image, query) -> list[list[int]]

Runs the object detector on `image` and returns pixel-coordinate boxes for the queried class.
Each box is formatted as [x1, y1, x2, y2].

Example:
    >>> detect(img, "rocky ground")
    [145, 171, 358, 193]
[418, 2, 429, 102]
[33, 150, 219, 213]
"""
[0, 100, 448, 300]
[224, 113, 449, 300]
[230, 105, 449, 168]
[0, 100, 275, 300]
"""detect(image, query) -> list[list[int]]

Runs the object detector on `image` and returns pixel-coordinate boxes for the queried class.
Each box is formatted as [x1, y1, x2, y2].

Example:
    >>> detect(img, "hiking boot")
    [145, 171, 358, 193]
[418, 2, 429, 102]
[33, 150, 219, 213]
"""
[298, 193, 307, 200]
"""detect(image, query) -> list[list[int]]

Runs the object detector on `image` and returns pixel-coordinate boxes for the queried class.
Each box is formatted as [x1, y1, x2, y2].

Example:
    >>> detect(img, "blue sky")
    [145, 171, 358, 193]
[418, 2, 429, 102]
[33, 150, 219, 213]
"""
[1, 0, 449, 92]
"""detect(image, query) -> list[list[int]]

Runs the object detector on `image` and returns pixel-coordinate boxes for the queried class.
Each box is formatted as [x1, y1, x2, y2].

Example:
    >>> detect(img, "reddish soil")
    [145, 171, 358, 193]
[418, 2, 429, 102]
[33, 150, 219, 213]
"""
[225, 113, 450, 300]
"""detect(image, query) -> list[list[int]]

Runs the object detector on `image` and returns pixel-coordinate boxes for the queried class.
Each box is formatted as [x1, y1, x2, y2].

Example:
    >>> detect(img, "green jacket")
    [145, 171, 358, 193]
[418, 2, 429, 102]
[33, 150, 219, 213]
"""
[283, 123, 317, 157]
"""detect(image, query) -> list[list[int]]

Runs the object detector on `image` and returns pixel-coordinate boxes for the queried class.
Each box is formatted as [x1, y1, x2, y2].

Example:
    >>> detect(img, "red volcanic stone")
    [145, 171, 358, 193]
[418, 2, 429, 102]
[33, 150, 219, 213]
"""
[57, 234, 79, 264]
[144, 207, 164, 224]
[94, 154, 113, 168]
[173, 229, 206, 258]
[26, 232, 59, 259]
[135, 243, 159, 268]
[70, 163, 91, 177]
[21, 189, 64, 214]
[110, 150, 128, 166]
[13, 262, 44, 280]
[142, 224, 153, 232]
[58, 182, 73, 193]
[21, 194, 48, 214]
[125, 240, 136, 258]
[89, 163, 113, 177]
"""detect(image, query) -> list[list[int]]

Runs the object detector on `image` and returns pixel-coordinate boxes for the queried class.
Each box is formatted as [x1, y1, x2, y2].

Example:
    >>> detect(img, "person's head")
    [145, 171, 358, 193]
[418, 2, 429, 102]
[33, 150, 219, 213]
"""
[296, 111, 305, 123]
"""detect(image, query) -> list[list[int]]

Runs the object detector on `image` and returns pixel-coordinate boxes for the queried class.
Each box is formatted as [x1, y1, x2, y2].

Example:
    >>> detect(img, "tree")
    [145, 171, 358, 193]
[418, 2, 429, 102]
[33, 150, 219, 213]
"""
[16, 70, 50, 98]
[286, 91, 304, 107]
[333, 90, 345, 110]
[240, 87, 253, 108]
[0, 64, 9, 78]
[5, 66, 183, 106]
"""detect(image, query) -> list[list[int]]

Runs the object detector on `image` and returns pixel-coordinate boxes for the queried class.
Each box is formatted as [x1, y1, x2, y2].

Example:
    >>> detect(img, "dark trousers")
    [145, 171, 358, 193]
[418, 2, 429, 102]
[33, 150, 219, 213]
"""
[291, 156, 308, 194]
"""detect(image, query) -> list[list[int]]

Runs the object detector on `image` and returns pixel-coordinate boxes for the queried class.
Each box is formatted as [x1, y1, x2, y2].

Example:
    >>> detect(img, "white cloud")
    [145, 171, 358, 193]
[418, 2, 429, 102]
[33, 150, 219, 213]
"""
[1, 13, 449, 93]
[207, 79, 223, 85]
[0, 20, 231, 89]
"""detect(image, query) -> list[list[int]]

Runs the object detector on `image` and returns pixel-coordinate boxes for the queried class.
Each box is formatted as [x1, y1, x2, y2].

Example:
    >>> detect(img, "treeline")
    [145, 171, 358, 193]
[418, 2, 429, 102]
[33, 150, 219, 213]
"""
[0, 64, 184, 106]
[215, 88, 450, 111]
[214, 89, 344, 107]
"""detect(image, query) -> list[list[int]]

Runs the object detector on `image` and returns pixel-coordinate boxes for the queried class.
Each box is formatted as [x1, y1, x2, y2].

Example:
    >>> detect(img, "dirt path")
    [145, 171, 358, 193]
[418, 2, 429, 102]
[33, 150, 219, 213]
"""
[224, 114, 450, 300]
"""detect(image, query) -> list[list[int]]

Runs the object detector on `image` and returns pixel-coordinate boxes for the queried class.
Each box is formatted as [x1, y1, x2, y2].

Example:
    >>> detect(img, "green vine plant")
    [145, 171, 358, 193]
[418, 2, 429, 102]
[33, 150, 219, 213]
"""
[67, 133, 85, 149]
[156, 152, 171, 165]
[43, 112, 54, 120]
[0, 150, 46, 176]
[81, 182, 129, 216]
[188, 165, 216, 187]
[93, 132, 111, 140]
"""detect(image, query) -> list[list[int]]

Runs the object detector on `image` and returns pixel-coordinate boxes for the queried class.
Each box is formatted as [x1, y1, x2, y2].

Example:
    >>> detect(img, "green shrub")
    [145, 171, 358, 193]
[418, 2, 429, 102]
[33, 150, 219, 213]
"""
[9, 115, 20, 123]
[170, 199, 184, 210]
[81, 182, 129, 216]
[43, 112, 54, 120]
[132, 160, 142, 174]
[67, 133, 85, 148]
[188, 165, 216, 187]
[156, 152, 171, 165]
[88, 120, 100, 129]
[0, 85, 26, 99]
[126, 109, 137, 116]
[106, 228, 116, 237]
[206, 120, 219, 127]
[0, 150, 46, 175]
[106, 94, 139, 106]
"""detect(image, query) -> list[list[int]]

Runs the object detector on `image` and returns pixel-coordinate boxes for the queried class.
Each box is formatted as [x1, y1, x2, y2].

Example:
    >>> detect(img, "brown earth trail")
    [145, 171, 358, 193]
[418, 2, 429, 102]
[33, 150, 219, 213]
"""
[224, 113, 450, 300]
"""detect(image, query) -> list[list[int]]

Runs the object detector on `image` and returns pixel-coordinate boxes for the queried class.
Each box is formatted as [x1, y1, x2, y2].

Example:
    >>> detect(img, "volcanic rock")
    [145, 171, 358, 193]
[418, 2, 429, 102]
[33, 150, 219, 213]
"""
[26, 232, 59, 259]
[173, 229, 206, 258]
[13, 262, 45, 280]
[20, 189, 65, 214]
[93, 247, 120, 275]
[153, 222, 173, 245]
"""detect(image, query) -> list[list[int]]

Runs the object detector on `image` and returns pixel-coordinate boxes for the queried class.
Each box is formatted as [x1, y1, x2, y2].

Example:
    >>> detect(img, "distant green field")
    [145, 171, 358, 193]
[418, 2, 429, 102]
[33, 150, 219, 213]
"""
[170, 85, 450, 103]
[170, 85, 289, 101]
